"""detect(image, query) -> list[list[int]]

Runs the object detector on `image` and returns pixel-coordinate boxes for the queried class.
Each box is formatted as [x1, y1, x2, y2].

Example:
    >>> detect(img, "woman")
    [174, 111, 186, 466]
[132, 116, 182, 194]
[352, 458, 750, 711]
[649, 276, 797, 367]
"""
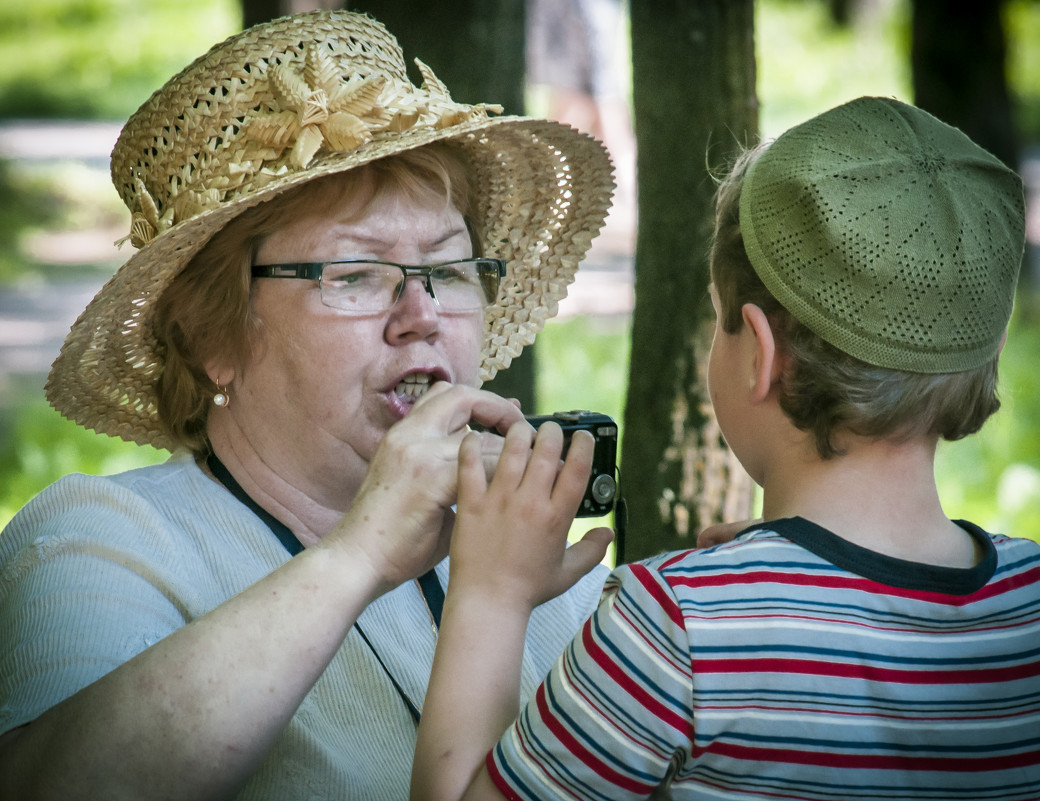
[0, 10, 614, 800]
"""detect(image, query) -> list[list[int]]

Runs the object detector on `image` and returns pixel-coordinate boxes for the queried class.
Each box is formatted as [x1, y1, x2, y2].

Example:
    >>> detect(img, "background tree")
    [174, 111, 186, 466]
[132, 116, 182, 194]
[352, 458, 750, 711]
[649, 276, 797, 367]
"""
[243, 0, 341, 28]
[910, 0, 1018, 171]
[909, 0, 1034, 298]
[620, 0, 757, 562]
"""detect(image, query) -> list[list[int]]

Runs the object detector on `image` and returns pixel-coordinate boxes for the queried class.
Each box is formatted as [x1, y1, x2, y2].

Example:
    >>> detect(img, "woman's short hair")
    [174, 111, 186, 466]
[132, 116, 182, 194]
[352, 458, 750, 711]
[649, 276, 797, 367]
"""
[153, 142, 479, 455]
[710, 145, 1002, 459]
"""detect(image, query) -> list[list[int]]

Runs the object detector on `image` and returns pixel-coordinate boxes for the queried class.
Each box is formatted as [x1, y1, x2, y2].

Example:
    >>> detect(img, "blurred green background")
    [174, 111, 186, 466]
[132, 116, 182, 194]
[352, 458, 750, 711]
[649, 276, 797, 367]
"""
[0, 0, 1038, 538]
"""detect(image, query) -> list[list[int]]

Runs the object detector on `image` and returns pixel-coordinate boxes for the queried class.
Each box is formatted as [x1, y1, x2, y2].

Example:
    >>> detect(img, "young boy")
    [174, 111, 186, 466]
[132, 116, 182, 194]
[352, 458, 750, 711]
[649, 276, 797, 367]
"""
[412, 97, 1040, 801]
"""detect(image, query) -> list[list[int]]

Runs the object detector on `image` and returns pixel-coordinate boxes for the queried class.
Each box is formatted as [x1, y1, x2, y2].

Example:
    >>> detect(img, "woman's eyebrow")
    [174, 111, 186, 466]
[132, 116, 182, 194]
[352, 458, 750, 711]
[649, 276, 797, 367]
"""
[344, 226, 470, 251]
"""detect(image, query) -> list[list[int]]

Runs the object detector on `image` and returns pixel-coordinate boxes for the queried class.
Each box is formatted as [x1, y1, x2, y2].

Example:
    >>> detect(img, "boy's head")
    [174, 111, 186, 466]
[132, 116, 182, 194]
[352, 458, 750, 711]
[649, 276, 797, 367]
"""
[711, 97, 1025, 458]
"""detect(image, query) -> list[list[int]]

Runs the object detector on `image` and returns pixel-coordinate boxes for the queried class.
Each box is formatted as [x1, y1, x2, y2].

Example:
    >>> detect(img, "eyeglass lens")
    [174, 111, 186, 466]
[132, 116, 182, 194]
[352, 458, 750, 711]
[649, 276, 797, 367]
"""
[320, 260, 498, 313]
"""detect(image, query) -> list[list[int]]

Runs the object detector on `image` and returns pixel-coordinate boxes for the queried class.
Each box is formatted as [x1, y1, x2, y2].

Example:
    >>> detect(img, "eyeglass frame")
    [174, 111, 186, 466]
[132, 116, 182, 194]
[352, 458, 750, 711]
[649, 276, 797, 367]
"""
[250, 257, 507, 313]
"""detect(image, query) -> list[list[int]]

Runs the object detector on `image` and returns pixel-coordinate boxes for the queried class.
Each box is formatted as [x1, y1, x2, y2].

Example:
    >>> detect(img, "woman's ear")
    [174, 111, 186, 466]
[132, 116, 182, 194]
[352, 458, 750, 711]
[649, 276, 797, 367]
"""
[205, 361, 235, 389]
[740, 303, 782, 404]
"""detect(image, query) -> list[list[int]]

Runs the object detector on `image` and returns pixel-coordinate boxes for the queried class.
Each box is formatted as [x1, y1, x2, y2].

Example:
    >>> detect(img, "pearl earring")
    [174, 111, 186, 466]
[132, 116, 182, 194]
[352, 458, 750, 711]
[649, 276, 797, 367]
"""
[213, 387, 230, 408]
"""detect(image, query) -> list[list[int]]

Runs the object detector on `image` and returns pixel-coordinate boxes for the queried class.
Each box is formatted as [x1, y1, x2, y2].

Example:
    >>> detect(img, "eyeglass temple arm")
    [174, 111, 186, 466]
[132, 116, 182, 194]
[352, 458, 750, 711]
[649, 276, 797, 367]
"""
[250, 263, 325, 279]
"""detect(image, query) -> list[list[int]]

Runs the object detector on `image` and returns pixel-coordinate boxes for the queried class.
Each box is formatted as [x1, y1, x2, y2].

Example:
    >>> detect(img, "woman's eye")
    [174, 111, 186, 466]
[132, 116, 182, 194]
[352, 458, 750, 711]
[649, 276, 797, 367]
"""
[326, 264, 382, 285]
[431, 265, 475, 285]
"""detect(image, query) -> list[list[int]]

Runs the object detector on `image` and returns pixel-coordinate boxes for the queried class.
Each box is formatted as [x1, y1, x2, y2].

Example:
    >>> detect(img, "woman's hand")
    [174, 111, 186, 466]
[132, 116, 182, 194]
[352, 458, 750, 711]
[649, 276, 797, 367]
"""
[324, 382, 527, 594]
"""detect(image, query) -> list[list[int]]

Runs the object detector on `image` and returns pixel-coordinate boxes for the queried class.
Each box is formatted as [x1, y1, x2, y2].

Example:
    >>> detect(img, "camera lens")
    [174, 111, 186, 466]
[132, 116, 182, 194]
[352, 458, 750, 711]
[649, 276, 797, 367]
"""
[590, 473, 617, 505]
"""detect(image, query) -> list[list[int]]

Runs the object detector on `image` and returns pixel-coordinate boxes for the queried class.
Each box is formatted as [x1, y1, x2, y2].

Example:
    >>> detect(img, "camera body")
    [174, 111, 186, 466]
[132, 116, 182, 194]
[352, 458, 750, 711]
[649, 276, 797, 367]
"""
[525, 410, 618, 517]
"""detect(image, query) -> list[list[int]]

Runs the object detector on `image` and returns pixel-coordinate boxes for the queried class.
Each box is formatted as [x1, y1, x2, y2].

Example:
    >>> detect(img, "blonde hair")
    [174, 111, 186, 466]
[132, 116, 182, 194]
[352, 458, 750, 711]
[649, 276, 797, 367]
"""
[710, 145, 1002, 459]
[153, 142, 479, 455]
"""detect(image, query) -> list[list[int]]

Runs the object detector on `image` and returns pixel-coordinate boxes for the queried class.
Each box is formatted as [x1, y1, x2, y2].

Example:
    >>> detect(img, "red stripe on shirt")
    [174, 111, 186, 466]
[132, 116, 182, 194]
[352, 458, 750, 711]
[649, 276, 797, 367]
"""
[701, 741, 1040, 772]
[691, 656, 1040, 684]
[583, 617, 695, 738]
[670, 566, 1040, 607]
[533, 681, 657, 794]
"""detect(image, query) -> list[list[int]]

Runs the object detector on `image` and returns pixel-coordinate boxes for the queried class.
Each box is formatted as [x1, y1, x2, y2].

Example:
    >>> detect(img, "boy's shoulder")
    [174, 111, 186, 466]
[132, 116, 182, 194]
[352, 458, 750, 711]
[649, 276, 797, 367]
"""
[639, 519, 800, 571]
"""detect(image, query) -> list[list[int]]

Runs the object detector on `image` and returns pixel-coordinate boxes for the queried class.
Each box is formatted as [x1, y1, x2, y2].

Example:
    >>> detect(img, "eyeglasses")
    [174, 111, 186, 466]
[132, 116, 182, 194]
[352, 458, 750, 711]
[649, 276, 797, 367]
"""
[250, 257, 506, 314]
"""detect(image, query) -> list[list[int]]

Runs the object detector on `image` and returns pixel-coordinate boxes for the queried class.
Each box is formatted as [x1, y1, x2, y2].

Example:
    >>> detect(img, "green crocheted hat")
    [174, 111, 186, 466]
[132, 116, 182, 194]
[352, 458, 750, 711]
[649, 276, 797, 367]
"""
[739, 96, 1025, 373]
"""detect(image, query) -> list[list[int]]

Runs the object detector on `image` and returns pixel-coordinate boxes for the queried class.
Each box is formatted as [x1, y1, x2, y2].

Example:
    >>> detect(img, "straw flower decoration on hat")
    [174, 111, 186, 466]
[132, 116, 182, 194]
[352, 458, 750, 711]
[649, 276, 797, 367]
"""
[45, 9, 614, 449]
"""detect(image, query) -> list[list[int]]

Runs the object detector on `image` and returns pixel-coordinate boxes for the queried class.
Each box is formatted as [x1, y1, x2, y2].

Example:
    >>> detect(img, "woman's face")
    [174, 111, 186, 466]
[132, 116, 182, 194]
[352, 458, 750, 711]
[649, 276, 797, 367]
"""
[214, 179, 485, 486]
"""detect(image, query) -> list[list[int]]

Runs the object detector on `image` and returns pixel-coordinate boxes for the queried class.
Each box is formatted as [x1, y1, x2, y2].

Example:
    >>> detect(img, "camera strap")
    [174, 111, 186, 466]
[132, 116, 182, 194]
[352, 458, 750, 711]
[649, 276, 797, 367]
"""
[205, 452, 441, 724]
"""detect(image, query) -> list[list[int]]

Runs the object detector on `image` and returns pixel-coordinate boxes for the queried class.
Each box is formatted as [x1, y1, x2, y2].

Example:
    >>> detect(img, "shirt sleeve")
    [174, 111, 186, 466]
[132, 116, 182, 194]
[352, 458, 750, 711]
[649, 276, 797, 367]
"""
[0, 477, 189, 735]
[488, 561, 695, 801]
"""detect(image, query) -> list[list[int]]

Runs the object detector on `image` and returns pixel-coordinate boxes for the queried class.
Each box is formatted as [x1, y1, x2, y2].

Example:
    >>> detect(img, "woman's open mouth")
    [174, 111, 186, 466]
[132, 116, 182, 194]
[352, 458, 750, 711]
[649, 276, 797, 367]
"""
[394, 372, 433, 404]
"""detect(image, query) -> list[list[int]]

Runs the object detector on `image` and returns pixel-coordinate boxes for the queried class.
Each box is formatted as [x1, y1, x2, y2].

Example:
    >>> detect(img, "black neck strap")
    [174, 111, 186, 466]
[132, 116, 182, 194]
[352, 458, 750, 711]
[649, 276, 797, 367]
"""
[416, 566, 444, 627]
[205, 452, 441, 723]
[206, 453, 304, 555]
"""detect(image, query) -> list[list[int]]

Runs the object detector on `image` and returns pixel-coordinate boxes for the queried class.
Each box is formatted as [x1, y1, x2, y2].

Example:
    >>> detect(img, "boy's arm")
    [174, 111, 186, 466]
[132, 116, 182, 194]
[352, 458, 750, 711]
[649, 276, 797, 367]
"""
[411, 422, 612, 801]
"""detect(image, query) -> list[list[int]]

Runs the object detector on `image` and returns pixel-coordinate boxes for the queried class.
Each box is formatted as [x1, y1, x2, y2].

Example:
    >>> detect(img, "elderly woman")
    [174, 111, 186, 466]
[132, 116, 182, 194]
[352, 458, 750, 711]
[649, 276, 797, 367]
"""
[0, 11, 614, 800]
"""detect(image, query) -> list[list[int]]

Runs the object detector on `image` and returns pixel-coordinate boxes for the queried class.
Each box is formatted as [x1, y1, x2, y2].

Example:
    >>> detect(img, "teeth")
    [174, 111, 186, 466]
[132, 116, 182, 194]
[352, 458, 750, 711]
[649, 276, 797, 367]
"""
[395, 373, 433, 400]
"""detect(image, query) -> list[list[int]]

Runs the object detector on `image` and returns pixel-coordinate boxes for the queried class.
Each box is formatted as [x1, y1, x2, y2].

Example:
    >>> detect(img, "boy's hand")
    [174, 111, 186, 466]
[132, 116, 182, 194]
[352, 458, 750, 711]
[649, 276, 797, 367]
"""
[449, 420, 613, 611]
[697, 518, 762, 548]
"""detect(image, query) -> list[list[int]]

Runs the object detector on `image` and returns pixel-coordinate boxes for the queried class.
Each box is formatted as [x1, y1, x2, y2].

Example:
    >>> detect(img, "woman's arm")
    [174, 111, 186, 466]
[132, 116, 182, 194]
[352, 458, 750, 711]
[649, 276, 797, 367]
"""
[0, 538, 384, 800]
[0, 384, 525, 801]
[411, 422, 612, 801]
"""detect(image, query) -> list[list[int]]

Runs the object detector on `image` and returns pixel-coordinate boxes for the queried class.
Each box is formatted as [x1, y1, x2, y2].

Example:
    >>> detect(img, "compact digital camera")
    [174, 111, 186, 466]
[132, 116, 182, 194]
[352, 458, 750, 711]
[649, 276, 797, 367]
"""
[525, 410, 619, 517]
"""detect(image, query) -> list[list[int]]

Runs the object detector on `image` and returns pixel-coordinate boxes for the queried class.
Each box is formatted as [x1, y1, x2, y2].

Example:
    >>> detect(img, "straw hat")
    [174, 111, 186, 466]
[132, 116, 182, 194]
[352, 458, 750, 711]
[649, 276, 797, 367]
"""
[45, 9, 614, 449]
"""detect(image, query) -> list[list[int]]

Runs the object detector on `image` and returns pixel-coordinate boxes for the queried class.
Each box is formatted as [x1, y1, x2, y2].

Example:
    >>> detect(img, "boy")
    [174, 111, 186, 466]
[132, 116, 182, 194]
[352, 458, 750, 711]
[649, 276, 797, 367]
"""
[412, 97, 1040, 800]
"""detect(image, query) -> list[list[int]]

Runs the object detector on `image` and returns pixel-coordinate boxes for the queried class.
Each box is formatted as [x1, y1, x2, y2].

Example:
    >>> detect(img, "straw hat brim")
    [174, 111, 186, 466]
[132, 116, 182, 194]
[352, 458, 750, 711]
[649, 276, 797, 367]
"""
[45, 114, 614, 449]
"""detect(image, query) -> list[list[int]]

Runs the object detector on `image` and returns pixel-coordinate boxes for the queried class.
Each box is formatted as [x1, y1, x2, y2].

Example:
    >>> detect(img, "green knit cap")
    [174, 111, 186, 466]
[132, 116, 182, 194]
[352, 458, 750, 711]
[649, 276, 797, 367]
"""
[739, 96, 1025, 373]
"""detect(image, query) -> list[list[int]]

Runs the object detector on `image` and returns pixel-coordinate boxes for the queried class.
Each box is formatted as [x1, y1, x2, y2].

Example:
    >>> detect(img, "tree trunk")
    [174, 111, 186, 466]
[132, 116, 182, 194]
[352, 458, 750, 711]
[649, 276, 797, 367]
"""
[620, 0, 757, 563]
[345, 0, 535, 408]
[910, 0, 1029, 295]
[243, 0, 343, 28]
[911, 0, 1017, 171]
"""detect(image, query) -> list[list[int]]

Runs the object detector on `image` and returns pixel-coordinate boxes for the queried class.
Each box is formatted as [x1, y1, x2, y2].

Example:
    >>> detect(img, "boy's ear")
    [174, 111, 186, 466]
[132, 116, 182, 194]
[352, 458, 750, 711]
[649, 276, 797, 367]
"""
[741, 303, 783, 404]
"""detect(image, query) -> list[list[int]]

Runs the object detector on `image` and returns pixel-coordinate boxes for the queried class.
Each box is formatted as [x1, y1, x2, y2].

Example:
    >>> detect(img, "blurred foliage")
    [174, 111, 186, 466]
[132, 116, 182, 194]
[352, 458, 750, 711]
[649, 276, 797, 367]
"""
[756, 0, 910, 137]
[535, 315, 631, 423]
[0, 0, 1035, 130]
[0, 0, 238, 119]
[935, 305, 1040, 539]
[0, 398, 165, 526]
[0, 160, 62, 280]
[757, 0, 1040, 142]
[1006, 0, 1040, 140]
[0, 158, 127, 282]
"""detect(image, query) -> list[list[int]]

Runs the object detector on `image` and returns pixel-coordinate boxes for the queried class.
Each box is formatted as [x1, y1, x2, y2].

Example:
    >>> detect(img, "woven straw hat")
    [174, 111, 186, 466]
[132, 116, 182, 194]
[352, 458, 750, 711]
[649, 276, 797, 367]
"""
[45, 9, 614, 449]
[740, 96, 1024, 373]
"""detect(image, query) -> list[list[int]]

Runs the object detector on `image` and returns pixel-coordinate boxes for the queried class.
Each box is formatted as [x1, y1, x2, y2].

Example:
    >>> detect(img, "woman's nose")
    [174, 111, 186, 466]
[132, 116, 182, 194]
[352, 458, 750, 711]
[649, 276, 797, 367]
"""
[385, 275, 440, 341]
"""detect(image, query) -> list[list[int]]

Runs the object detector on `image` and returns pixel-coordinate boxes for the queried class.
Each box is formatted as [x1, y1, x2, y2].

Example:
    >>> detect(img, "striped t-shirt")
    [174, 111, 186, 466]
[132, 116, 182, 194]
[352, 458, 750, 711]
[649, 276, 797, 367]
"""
[490, 517, 1040, 800]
